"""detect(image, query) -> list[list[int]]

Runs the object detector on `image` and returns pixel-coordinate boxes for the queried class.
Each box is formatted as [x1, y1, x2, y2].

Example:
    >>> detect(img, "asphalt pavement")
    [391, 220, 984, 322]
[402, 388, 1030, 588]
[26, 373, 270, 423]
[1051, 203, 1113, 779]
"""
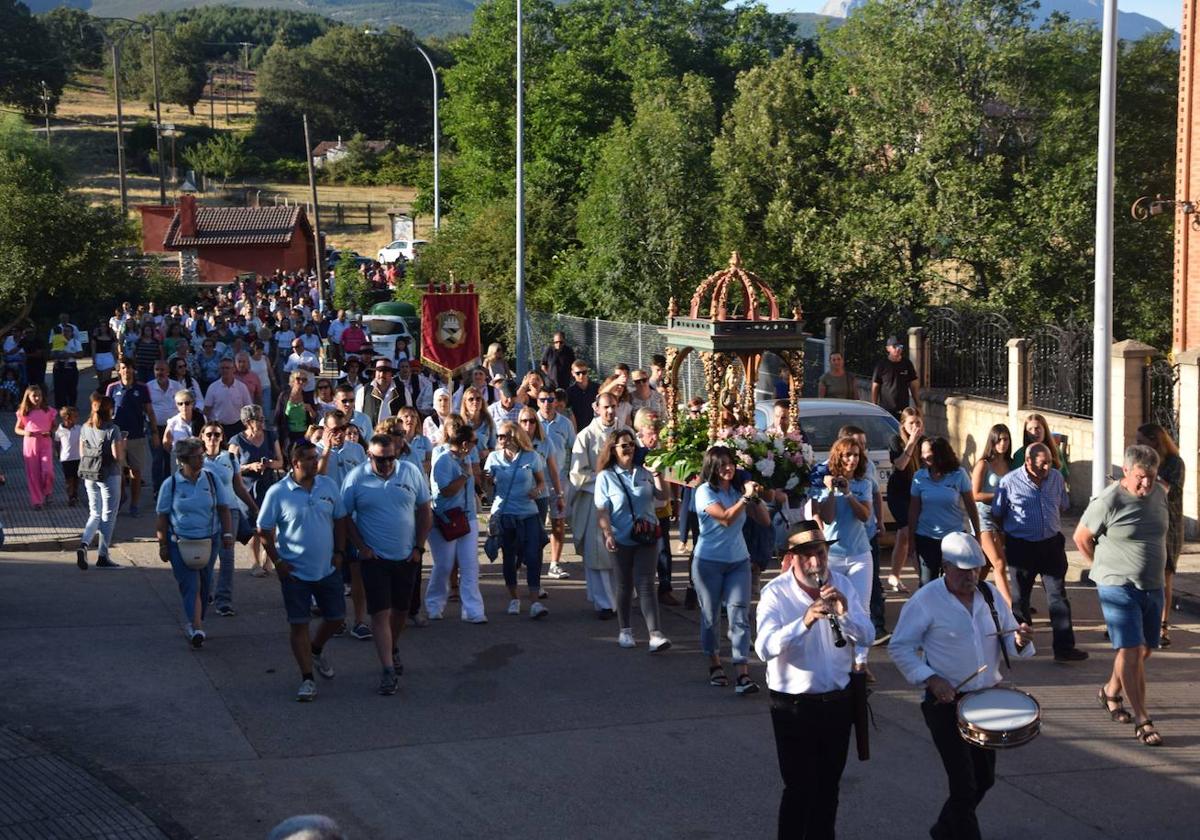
[1, 526, 1198, 839]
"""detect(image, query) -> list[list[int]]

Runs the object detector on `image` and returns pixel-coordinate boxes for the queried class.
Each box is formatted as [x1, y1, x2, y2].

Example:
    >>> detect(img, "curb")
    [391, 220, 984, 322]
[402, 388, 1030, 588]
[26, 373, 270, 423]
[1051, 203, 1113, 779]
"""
[1172, 588, 1200, 618]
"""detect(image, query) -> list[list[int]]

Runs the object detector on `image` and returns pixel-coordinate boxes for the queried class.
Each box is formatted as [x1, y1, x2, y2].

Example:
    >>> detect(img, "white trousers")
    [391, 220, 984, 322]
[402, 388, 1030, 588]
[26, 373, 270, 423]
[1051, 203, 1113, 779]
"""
[426, 519, 485, 621]
[585, 566, 616, 610]
[828, 550, 872, 665]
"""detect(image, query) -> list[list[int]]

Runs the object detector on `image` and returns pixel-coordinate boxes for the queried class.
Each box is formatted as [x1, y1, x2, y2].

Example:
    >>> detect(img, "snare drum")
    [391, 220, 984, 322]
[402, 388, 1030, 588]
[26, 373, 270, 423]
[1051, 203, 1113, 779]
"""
[956, 687, 1041, 749]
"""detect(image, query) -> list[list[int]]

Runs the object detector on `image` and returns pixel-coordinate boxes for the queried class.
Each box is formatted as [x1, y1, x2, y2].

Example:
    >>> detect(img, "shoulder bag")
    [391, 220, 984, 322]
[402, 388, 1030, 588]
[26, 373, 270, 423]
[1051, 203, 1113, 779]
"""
[617, 467, 660, 546]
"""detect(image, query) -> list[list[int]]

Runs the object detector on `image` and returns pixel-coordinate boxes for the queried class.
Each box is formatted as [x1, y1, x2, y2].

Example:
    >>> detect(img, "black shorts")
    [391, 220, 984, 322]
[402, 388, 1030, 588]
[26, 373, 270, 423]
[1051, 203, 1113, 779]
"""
[62, 460, 79, 480]
[360, 556, 418, 614]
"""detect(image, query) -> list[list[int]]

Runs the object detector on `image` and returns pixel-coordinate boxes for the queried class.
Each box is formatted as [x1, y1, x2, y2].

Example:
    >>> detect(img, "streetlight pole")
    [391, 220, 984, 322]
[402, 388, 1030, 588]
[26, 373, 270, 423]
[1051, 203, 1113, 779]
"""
[111, 37, 129, 217]
[413, 45, 440, 231]
[303, 114, 325, 311]
[1092, 0, 1118, 495]
[149, 28, 167, 204]
[514, 0, 529, 376]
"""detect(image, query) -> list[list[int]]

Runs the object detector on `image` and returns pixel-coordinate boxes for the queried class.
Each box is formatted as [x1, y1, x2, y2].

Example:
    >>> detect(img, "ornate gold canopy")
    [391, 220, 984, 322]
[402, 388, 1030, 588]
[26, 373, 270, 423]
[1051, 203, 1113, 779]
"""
[659, 252, 805, 438]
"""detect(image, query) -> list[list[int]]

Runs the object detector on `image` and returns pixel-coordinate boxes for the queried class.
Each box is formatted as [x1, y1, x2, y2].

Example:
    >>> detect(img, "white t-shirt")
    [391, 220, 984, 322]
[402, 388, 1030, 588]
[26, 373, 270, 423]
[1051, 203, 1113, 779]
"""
[55, 425, 81, 462]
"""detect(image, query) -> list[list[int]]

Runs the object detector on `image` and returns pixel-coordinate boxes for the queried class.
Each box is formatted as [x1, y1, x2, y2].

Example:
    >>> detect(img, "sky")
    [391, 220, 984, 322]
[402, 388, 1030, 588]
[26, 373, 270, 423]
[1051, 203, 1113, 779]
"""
[758, 0, 1183, 32]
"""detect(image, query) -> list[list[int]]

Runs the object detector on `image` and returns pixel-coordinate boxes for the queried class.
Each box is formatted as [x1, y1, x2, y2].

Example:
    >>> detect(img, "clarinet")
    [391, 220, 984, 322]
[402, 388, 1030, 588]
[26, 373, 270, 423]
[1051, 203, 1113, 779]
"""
[815, 574, 848, 648]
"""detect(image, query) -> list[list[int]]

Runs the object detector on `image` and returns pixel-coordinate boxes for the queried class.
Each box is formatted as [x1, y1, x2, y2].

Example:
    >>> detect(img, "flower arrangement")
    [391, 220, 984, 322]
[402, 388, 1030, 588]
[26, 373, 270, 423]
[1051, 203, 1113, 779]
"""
[714, 424, 815, 492]
[645, 415, 815, 492]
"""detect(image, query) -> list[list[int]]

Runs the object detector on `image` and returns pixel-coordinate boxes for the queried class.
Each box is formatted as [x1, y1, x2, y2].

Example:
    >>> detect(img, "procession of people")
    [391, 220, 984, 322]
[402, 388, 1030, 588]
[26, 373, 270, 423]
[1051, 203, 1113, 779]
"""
[1, 274, 1184, 840]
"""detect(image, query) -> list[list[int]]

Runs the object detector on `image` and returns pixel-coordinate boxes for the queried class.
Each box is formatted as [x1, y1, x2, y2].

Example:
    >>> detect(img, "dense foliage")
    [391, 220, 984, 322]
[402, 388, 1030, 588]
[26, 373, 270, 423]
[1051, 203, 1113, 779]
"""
[415, 0, 1177, 350]
[0, 0, 69, 113]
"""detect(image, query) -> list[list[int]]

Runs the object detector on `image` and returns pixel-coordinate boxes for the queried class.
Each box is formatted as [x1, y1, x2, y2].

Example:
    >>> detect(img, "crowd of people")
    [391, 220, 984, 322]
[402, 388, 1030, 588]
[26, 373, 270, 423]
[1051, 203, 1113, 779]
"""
[1, 286, 1186, 839]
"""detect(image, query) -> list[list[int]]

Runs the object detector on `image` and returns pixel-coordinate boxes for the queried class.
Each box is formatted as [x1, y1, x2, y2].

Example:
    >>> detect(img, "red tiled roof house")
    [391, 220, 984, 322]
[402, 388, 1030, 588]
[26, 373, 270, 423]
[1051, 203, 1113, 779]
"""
[141, 195, 316, 284]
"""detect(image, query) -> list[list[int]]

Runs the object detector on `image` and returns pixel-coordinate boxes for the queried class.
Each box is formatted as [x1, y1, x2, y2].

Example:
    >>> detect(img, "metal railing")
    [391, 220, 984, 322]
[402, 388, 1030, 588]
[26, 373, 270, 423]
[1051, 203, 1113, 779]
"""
[1029, 320, 1094, 418]
[1148, 357, 1180, 440]
[526, 311, 827, 404]
[926, 307, 1010, 401]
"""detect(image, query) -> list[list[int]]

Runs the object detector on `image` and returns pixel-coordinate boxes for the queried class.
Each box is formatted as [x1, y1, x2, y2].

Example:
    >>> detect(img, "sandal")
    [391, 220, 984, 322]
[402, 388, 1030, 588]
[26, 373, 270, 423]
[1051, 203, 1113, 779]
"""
[735, 673, 760, 695]
[1160, 622, 1171, 648]
[1097, 687, 1132, 724]
[708, 665, 729, 687]
[887, 575, 910, 594]
[1134, 719, 1163, 746]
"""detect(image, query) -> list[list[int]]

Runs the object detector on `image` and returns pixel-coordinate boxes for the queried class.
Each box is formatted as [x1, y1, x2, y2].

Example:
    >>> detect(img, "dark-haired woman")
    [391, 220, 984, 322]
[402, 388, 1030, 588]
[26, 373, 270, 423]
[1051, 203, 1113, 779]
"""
[1011, 412, 1069, 480]
[694, 445, 771, 694]
[885, 407, 924, 593]
[972, 424, 1014, 606]
[909, 437, 979, 586]
[1137, 423, 1185, 646]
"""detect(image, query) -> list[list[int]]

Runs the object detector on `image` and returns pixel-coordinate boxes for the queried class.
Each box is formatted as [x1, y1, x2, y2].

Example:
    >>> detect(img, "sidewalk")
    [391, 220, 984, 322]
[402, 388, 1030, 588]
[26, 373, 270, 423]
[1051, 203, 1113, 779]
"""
[0, 726, 176, 839]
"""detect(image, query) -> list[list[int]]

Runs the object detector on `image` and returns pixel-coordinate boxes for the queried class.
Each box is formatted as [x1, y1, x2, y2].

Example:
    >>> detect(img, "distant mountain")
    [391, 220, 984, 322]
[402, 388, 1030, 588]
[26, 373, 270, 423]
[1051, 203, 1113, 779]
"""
[818, 0, 1176, 42]
[782, 12, 842, 39]
[32, 1, 480, 40]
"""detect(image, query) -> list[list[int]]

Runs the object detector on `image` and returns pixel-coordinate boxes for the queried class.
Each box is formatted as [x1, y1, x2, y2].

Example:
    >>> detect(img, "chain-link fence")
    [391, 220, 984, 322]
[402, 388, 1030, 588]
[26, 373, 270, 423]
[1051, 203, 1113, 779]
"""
[527, 311, 827, 404]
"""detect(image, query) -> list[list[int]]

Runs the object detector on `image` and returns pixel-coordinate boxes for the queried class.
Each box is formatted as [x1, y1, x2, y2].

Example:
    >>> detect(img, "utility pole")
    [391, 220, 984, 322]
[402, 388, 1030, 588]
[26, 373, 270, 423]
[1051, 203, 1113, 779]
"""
[414, 45, 440, 231]
[514, 0, 529, 375]
[111, 37, 128, 216]
[149, 28, 166, 204]
[40, 81, 51, 146]
[303, 114, 325, 311]
[223, 68, 230, 125]
[1092, 0, 1118, 494]
[209, 69, 215, 130]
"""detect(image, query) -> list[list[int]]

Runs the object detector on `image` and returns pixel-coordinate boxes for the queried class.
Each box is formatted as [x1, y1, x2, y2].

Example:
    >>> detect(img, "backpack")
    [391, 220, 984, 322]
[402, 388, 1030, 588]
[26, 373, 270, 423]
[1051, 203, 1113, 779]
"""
[78, 425, 113, 482]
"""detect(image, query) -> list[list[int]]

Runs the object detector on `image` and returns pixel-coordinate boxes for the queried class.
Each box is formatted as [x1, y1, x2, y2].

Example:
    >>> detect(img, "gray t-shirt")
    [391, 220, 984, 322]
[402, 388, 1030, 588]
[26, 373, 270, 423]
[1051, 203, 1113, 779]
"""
[1079, 481, 1169, 590]
[79, 423, 121, 480]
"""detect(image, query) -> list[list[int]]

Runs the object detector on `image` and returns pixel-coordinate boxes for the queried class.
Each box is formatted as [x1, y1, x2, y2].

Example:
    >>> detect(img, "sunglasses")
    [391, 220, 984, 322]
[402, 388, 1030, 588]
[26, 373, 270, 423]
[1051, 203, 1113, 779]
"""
[631, 378, 647, 384]
[176, 401, 193, 406]
[615, 443, 635, 451]
[202, 432, 222, 439]
[537, 397, 554, 403]
[572, 370, 587, 376]
[519, 418, 537, 424]
[496, 433, 510, 440]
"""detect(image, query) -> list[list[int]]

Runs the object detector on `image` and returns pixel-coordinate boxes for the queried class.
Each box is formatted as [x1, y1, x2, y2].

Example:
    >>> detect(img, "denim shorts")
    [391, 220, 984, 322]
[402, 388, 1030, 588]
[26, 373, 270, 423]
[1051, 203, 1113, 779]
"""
[1097, 583, 1164, 650]
[280, 569, 346, 625]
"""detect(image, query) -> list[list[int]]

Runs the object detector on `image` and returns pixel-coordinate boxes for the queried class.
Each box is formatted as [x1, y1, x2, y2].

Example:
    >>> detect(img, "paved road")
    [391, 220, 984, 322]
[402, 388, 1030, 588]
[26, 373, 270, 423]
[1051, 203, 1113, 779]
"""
[2, 528, 1198, 839]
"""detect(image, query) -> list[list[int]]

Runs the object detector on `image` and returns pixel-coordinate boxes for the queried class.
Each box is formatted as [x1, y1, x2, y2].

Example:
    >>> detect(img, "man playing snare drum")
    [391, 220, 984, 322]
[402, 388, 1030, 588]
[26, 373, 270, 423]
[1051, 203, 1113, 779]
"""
[889, 532, 1034, 840]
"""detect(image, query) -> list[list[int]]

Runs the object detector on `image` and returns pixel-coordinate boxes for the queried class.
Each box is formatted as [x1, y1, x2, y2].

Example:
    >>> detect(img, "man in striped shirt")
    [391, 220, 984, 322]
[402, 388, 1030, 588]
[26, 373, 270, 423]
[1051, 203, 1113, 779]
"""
[991, 442, 1088, 662]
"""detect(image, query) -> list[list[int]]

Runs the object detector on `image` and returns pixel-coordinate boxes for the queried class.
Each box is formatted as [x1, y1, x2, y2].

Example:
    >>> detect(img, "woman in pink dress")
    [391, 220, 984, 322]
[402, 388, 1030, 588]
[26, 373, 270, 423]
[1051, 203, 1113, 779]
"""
[15, 384, 58, 509]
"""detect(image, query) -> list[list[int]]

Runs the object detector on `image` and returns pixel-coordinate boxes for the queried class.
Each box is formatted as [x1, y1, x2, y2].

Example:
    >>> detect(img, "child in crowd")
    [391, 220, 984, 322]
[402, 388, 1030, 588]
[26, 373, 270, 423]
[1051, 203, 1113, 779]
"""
[56, 406, 81, 506]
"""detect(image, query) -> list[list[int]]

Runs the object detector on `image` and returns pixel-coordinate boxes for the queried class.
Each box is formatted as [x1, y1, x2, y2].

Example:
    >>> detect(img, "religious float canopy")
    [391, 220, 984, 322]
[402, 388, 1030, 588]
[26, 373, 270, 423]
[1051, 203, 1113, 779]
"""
[658, 252, 805, 439]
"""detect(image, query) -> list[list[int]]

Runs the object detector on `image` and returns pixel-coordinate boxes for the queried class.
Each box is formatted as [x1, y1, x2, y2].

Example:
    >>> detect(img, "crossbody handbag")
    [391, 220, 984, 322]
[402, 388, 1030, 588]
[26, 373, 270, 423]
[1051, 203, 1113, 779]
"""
[616, 467, 660, 546]
[483, 455, 521, 560]
[434, 467, 472, 543]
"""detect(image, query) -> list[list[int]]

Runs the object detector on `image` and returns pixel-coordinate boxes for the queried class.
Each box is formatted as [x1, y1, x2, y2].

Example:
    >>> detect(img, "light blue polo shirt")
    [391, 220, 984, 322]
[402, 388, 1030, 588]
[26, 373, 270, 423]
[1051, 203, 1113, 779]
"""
[540, 412, 575, 475]
[318, 440, 365, 488]
[533, 436, 559, 499]
[341, 460, 431, 559]
[431, 444, 476, 519]
[819, 477, 873, 558]
[694, 483, 749, 563]
[485, 449, 539, 518]
[157, 466, 234, 539]
[911, 467, 972, 538]
[595, 466, 657, 546]
[402, 434, 432, 473]
[257, 474, 346, 580]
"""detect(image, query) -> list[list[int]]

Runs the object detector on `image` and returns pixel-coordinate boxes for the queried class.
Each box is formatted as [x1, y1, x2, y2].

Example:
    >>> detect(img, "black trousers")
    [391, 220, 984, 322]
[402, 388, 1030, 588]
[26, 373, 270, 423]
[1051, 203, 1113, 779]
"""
[1006, 534, 1075, 653]
[869, 535, 886, 634]
[769, 690, 853, 839]
[922, 696, 995, 840]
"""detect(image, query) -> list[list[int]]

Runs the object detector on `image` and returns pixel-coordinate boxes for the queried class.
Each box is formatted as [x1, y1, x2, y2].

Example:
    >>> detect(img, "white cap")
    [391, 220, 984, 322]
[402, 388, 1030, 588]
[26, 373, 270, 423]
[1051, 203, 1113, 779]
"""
[941, 532, 986, 569]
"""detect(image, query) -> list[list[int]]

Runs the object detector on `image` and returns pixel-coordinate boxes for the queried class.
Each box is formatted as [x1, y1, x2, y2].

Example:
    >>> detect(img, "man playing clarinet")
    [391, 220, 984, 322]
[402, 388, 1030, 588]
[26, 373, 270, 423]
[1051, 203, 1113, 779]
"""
[889, 532, 1035, 840]
[755, 521, 874, 839]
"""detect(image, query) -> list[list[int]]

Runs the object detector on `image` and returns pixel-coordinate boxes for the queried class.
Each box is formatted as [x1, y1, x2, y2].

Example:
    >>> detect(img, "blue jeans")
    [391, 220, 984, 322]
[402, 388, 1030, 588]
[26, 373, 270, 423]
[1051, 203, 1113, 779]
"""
[168, 537, 217, 625]
[500, 513, 544, 591]
[82, 474, 122, 557]
[692, 556, 751, 663]
[213, 510, 239, 609]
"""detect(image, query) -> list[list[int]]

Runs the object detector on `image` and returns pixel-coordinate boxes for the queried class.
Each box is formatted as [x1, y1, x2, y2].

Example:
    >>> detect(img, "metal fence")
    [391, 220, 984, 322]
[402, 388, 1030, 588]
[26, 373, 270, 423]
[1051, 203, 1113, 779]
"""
[840, 301, 919, 378]
[526, 311, 827, 404]
[926, 308, 1010, 401]
[1029, 321, 1094, 418]
[1148, 357, 1180, 441]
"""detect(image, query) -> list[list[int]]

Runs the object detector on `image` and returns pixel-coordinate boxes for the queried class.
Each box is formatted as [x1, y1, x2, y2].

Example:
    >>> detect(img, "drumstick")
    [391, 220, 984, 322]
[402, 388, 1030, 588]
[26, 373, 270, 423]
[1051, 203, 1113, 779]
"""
[952, 664, 988, 694]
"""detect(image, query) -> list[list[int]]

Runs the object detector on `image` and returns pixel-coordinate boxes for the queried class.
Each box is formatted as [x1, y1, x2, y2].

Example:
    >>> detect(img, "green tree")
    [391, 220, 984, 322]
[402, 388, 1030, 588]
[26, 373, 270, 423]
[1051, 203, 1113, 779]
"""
[333, 254, 370, 314]
[0, 1, 68, 113]
[253, 26, 438, 157]
[0, 115, 133, 335]
[183, 133, 248, 186]
[40, 6, 103, 72]
[564, 75, 719, 322]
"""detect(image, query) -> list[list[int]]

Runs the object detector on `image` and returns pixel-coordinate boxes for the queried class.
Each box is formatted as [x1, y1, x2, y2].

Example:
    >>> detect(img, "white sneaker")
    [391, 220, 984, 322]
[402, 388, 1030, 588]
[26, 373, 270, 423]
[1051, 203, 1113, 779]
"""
[463, 615, 489, 624]
[649, 632, 672, 653]
[428, 611, 444, 621]
[548, 564, 570, 579]
[530, 602, 548, 620]
[314, 649, 335, 679]
[507, 598, 521, 615]
[296, 679, 317, 702]
[618, 628, 636, 648]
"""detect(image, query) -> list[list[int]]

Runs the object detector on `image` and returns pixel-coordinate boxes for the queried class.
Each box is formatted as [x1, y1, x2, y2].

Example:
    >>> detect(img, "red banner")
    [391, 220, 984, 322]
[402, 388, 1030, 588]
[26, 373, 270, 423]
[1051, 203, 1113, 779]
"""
[421, 291, 480, 380]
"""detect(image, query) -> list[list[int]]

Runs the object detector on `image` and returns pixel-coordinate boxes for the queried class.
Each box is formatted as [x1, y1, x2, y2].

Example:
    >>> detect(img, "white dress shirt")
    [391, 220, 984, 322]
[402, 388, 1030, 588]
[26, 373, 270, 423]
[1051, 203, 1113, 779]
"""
[755, 568, 874, 694]
[147, 379, 184, 429]
[889, 578, 1035, 694]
